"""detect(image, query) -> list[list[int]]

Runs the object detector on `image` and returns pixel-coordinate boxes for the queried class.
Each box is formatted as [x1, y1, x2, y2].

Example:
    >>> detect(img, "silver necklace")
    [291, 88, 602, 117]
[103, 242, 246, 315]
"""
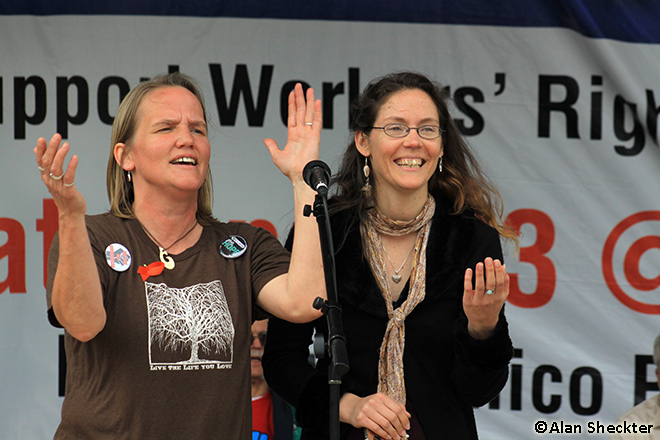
[382, 241, 416, 284]
[136, 217, 198, 270]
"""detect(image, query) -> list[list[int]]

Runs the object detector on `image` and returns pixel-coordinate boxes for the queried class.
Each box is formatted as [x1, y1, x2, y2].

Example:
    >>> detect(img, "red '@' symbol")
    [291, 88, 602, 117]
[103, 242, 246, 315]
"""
[602, 211, 660, 314]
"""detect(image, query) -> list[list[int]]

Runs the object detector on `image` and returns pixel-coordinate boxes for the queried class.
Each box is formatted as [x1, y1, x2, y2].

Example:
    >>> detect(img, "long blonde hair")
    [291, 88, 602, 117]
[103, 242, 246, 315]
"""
[106, 72, 216, 225]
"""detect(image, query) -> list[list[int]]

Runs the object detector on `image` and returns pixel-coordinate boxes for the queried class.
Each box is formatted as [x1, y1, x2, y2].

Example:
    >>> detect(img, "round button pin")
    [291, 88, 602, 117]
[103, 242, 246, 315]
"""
[105, 243, 132, 272]
[220, 235, 248, 259]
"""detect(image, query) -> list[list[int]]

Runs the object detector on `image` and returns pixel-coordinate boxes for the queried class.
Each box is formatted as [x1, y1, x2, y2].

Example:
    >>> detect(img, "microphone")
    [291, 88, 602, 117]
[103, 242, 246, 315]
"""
[303, 160, 331, 196]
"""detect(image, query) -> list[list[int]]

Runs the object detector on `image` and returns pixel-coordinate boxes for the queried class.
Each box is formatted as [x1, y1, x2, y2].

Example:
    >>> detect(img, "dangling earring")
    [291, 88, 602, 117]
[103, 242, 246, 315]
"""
[126, 171, 132, 182]
[438, 157, 443, 173]
[362, 156, 372, 198]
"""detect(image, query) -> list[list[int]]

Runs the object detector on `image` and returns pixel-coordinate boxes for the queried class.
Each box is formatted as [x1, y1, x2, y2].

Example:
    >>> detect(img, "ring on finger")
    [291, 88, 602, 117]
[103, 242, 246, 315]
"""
[49, 172, 64, 180]
[486, 289, 494, 295]
[63, 181, 75, 187]
[305, 122, 313, 126]
[38, 166, 46, 172]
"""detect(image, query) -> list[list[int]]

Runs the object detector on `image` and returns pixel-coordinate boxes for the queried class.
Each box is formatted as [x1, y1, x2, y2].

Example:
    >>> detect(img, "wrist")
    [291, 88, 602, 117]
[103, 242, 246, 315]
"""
[57, 212, 86, 231]
[292, 180, 317, 204]
[467, 321, 497, 340]
[339, 393, 359, 425]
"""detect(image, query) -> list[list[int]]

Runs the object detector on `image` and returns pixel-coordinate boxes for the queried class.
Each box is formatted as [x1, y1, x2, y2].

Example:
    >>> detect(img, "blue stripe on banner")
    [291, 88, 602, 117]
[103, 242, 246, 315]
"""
[2, 0, 659, 44]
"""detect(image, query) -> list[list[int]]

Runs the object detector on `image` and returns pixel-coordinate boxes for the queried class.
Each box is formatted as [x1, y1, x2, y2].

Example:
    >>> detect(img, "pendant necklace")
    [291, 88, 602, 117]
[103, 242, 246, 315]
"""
[136, 217, 198, 270]
[382, 241, 416, 284]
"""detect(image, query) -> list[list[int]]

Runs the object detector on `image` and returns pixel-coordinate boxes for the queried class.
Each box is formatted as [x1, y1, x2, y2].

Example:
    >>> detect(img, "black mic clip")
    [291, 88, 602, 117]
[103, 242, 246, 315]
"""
[303, 160, 331, 197]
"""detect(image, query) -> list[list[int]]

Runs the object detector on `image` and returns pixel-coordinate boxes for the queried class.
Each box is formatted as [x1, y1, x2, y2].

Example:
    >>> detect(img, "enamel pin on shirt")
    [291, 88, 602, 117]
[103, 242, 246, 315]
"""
[220, 235, 248, 259]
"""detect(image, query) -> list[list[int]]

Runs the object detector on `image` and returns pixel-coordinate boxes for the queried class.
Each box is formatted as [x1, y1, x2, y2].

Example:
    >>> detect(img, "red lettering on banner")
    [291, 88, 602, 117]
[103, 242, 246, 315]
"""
[1, 198, 279, 296]
[505, 209, 556, 308]
[602, 211, 660, 314]
[230, 219, 278, 237]
[36, 199, 59, 289]
[0, 217, 26, 294]
[625, 236, 660, 291]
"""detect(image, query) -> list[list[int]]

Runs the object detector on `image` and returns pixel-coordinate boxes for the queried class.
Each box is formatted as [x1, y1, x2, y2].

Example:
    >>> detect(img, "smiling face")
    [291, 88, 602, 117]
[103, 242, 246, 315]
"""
[356, 88, 443, 203]
[115, 86, 210, 203]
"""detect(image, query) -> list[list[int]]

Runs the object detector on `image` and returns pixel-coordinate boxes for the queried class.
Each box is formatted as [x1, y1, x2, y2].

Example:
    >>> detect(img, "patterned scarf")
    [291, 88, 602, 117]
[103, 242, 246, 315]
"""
[360, 195, 435, 404]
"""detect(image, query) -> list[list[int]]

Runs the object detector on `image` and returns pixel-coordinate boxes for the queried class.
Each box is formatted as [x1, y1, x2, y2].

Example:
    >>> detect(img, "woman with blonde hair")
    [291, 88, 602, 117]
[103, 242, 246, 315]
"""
[35, 72, 324, 439]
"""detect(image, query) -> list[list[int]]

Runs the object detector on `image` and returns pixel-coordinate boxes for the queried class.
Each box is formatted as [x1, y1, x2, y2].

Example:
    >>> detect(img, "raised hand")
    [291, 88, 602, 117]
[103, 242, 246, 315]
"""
[255, 84, 326, 322]
[463, 257, 509, 339]
[34, 133, 86, 218]
[263, 83, 322, 183]
[35, 133, 105, 341]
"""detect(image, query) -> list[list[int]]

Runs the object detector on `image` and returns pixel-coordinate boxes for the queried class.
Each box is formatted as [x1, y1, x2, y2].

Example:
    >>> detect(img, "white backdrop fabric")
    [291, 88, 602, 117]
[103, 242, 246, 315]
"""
[1, 7, 659, 440]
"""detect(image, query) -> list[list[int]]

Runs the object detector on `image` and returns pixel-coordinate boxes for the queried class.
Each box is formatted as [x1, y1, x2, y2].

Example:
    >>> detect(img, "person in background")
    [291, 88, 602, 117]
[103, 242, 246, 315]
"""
[263, 71, 518, 440]
[252, 319, 302, 440]
[35, 72, 324, 439]
[611, 334, 660, 440]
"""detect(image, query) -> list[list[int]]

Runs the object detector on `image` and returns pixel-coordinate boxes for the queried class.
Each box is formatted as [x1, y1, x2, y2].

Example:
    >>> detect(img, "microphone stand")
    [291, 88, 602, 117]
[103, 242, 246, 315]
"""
[304, 190, 349, 440]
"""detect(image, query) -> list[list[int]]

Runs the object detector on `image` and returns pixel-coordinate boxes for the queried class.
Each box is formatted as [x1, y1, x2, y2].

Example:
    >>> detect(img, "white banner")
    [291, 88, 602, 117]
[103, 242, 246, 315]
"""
[1, 12, 659, 440]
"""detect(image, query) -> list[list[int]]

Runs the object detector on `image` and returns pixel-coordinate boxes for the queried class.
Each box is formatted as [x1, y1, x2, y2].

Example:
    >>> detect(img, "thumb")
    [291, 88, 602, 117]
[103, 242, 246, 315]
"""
[263, 138, 282, 162]
[263, 138, 281, 157]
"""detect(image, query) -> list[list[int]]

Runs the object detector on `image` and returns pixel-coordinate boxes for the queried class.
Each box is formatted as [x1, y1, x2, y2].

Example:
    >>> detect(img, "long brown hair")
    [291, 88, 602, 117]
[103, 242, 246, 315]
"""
[331, 71, 517, 246]
[106, 72, 216, 225]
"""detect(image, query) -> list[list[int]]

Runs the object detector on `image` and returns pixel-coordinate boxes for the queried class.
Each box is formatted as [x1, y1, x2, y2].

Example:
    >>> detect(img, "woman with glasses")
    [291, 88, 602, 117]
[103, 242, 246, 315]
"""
[263, 71, 518, 440]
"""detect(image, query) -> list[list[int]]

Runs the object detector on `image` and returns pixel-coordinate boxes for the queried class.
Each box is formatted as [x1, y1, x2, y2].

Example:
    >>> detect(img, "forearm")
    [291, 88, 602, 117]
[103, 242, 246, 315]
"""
[51, 214, 105, 342]
[283, 179, 325, 321]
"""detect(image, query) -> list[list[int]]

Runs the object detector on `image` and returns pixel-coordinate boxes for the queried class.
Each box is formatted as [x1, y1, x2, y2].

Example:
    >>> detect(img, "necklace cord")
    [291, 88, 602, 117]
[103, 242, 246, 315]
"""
[136, 217, 199, 252]
[382, 239, 418, 282]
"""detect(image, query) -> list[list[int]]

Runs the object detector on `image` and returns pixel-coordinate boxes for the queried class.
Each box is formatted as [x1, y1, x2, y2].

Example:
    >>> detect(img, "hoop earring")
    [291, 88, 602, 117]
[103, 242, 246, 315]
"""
[438, 157, 443, 173]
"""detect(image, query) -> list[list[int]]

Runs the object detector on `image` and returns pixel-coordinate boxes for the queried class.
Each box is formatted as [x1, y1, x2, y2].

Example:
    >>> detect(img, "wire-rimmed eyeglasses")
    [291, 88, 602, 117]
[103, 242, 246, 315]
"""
[369, 123, 445, 140]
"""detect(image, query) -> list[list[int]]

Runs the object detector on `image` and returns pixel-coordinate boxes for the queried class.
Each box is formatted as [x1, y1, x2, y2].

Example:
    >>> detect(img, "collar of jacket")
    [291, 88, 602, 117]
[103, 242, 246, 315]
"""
[330, 193, 477, 319]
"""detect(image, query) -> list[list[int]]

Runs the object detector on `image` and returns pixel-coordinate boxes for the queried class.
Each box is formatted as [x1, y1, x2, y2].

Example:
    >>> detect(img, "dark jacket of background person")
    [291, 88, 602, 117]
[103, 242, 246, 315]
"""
[273, 391, 297, 440]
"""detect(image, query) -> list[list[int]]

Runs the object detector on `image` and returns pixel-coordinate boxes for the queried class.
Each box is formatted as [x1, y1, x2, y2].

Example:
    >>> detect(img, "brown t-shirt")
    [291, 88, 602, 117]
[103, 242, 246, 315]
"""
[47, 213, 290, 439]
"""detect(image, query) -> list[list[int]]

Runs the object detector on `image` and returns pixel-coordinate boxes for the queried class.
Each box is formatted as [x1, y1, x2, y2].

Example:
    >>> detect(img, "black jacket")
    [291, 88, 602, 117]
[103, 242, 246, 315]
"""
[263, 196, 513, 439]
[272, 391, 297, 440]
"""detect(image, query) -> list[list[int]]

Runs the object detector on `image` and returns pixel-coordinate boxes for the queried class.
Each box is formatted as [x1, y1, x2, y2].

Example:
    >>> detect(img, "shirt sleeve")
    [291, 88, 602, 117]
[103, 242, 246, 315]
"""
[248, 225, 291, 303]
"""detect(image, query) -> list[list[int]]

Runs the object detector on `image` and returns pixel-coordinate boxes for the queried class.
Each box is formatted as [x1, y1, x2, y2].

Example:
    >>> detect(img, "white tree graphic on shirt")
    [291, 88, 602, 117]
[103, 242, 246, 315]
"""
[146, 280, 234, 364]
